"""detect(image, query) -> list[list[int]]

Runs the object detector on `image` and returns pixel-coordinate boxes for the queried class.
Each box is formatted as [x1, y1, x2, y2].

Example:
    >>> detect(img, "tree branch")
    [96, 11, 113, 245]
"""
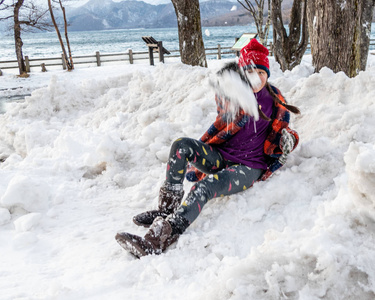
[238, 0, 270, 45]
[0, 15, 13, 20]
[237, 0, 256, 14]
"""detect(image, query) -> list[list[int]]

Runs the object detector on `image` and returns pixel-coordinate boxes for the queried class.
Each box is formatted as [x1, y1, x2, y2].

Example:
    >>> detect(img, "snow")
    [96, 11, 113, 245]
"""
[1, 54, 375, 299]
[208, 65, 259, 120]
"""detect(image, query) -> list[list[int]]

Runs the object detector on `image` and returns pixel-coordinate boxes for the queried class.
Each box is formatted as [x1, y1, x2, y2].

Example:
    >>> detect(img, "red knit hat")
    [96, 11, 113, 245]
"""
[238, 39, 270, 77]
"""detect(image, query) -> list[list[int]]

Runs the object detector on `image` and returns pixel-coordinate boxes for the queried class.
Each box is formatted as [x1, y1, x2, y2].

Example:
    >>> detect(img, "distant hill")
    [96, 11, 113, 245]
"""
[202, 0, 295, 27]
[66, 0, 239, 31]
[1, 0, 371, 33]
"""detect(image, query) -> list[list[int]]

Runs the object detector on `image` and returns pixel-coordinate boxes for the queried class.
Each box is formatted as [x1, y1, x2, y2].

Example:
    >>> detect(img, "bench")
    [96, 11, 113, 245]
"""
[142, 36, 170, 65]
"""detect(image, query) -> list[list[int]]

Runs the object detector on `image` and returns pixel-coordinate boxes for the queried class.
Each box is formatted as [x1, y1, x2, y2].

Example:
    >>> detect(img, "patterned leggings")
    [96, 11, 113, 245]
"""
[166, 138, 263, 225]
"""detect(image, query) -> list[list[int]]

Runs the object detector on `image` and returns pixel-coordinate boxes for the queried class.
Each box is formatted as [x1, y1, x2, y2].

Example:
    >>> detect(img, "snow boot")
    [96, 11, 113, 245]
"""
[133, 184, 184, 227]
[115, 217, 179, 258]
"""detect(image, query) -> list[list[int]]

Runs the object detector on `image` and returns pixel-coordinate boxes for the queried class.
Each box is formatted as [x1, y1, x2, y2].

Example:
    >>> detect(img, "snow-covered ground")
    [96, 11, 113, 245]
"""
[1, 54, 375, 300]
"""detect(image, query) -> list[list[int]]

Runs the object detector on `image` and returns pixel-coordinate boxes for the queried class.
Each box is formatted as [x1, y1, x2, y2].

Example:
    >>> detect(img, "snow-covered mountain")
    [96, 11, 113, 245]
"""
[66, 0, 239, 31]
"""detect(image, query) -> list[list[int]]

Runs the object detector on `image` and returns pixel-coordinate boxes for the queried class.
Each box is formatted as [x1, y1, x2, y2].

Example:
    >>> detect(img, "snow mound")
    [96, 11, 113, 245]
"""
[0, 57, 375, 299]
[1, 175, 51, 212]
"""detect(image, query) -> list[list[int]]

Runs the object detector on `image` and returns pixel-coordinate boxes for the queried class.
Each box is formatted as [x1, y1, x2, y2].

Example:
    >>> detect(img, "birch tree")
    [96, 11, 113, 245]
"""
[237, 0, 271, 46]
[48, 0, 74, 71]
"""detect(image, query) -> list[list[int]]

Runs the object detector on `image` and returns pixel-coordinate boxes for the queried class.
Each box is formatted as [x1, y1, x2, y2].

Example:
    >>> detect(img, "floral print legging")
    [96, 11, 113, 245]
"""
[166, 138, 263, 225]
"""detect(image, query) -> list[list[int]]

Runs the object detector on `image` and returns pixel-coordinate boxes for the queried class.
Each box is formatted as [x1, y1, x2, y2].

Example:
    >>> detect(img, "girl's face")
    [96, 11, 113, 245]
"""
[248, 69, 268, 93]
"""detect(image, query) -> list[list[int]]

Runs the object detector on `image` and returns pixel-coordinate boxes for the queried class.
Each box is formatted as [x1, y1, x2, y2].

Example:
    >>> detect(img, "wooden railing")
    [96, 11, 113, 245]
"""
[1, 39, 374, 73]
[0, 45, 235, 72]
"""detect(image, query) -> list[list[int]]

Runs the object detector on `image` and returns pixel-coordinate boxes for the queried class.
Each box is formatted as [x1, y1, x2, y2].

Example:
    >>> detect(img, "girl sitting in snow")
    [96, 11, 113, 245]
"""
[115, 39, 300, 258]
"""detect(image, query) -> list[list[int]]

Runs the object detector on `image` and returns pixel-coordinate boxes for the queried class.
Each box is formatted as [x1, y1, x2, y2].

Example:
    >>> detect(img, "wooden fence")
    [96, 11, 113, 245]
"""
[1, 39, 375, 73]
[0, 45, 235, 73]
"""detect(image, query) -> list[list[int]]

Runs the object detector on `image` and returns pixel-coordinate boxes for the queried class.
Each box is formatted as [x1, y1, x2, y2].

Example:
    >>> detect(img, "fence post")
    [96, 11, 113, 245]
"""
[41, 63, 47, 72]
[129, 49, 134, 64]
[25, 56, 30, 72]
[158, 41, 164, 63]
[217, 44, 222, 60]
[61, 54, 67, 70]
[235, 38, 240, 57]
[148, 46, 154, 66]
[96, 51, 101, 66]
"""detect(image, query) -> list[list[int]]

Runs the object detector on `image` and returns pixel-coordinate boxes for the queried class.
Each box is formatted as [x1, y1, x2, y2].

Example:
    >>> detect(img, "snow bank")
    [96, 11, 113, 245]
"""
[0, 56, 375, 299]
[1, 174, 51, 212]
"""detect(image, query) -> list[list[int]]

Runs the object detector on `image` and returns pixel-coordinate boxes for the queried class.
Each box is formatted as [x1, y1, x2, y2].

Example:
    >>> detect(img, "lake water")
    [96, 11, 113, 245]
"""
[1, 24, 375, 61]
[0, 25, 257, 61]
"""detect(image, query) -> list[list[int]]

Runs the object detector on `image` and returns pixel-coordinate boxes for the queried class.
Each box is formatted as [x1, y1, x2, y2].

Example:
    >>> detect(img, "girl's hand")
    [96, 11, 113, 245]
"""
[280, 128, 296, 155]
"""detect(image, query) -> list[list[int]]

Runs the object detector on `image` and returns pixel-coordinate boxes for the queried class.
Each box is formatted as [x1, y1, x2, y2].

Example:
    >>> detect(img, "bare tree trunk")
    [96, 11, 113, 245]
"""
[59, 0, 74, 70]
[14, 0, 27, 76]
[48, 0, 73, 70]
[237, 0, 271, 46]
[3, 0, 51, 76]
[307, 0, 375, 78]
[263, 1, 271, 46]
[271, 0, 309, 71]
[171, 0, 207, 67]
